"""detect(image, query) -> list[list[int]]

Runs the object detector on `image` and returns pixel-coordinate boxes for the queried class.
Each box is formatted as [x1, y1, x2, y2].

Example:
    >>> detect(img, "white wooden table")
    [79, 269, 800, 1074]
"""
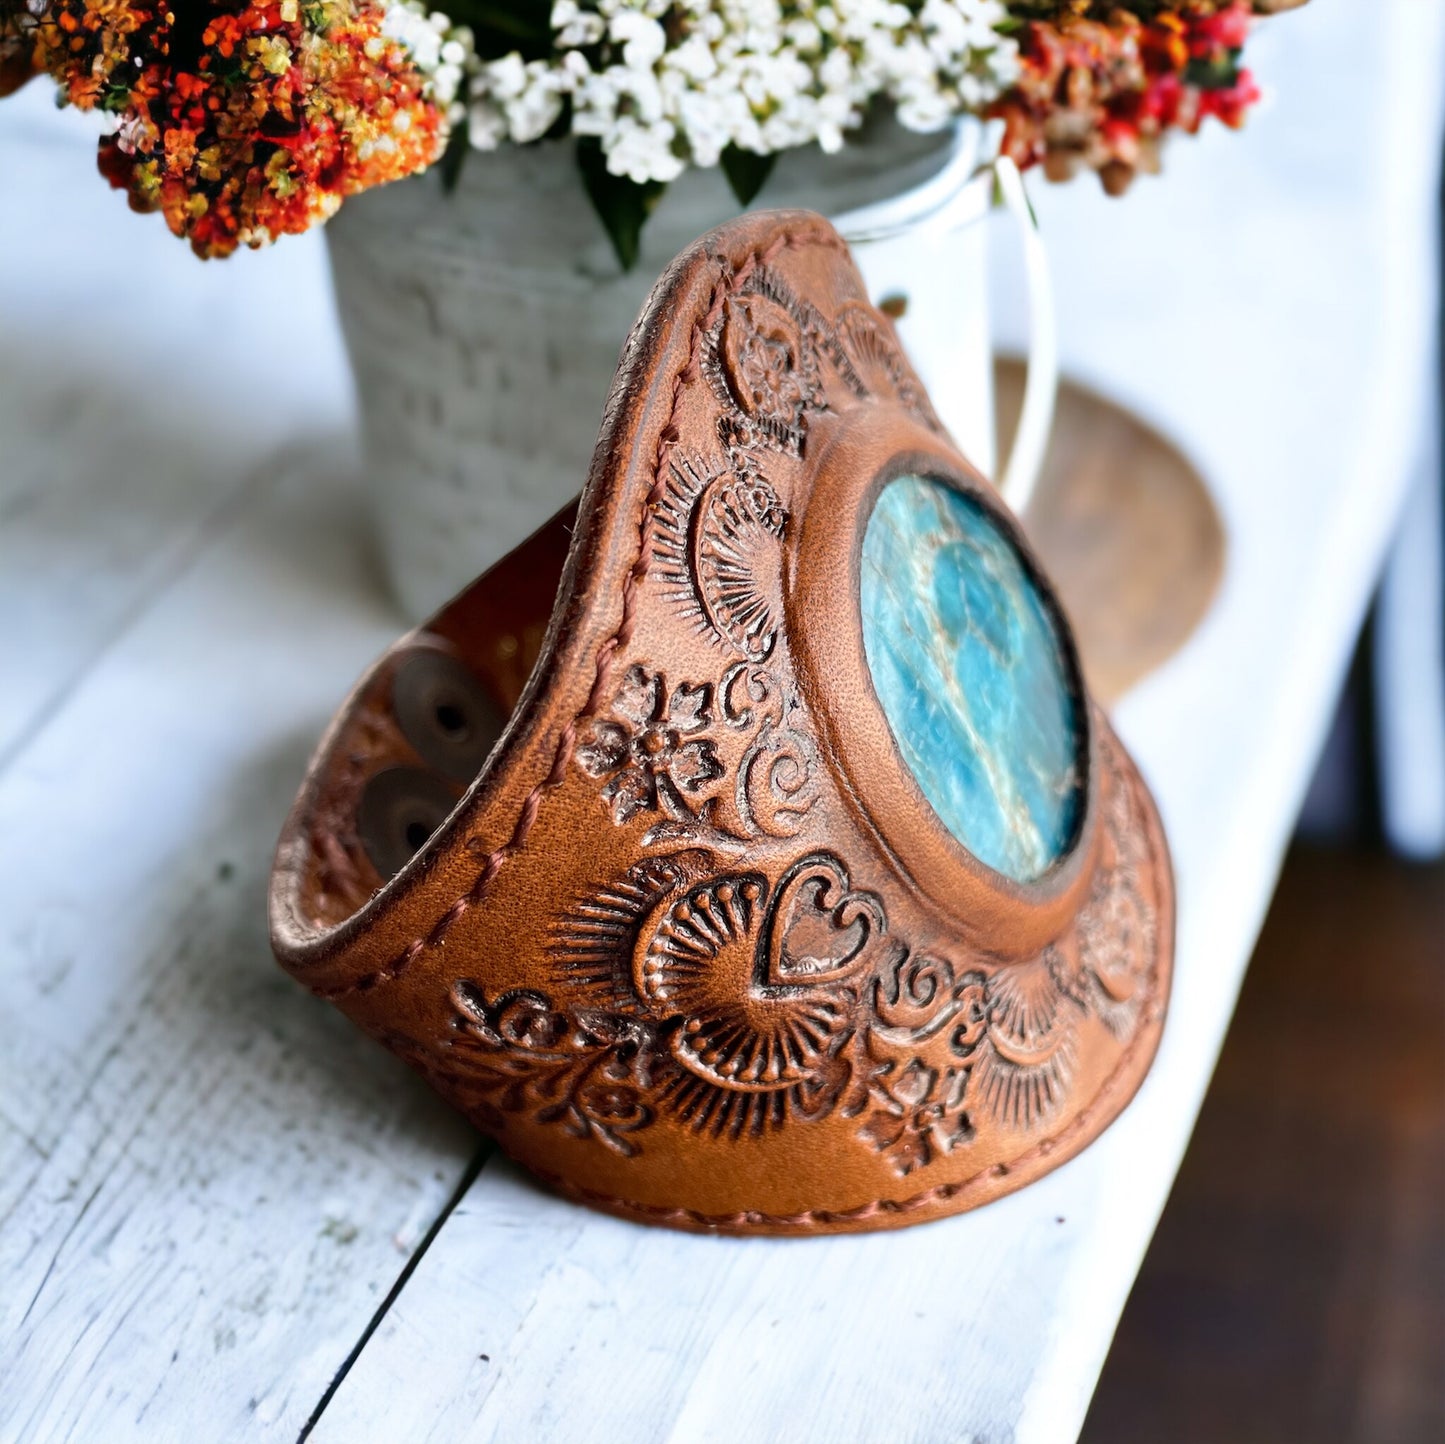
[3, 5, 1441, 1440]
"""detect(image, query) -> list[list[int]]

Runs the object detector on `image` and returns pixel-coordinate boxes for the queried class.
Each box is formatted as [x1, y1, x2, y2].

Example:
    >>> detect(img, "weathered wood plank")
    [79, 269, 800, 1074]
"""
[308, 1156, 1110, 1444]
[304, 5, 1445, 1441]
[0, 456, 478, 1443]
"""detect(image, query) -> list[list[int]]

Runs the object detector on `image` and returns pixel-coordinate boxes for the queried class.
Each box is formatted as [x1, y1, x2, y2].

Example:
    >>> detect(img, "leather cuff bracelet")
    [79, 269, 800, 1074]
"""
[270, 211, 1174, 1236]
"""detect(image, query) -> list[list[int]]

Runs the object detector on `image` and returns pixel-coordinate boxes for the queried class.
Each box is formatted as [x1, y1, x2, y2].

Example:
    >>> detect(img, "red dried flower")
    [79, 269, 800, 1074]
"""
[992, 0, 1263, 195]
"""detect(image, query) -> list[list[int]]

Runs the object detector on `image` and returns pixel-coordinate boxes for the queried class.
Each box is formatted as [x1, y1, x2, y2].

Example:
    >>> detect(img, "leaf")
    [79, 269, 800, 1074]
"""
[720, 146, 777, 208]
[1184, 52, 1245, 89]
[576, 138, 666, 272]
[445, 0, 554, 59]
[438, 127, 470, 196]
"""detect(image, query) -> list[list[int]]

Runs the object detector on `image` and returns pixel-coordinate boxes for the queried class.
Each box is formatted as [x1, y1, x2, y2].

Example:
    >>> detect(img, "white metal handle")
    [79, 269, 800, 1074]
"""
[991, 156, 1056, 515]
[833, 137, 1058, 516]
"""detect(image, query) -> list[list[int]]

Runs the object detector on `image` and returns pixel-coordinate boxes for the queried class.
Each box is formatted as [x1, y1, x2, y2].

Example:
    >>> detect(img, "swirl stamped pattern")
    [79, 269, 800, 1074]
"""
[382, 236, 1163, 1215]
[444, 743, 1157, 1177]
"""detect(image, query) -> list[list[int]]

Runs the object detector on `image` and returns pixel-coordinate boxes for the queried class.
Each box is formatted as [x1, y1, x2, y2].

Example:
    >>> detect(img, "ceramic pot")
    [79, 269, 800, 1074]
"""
[327, 117, 1051, 620]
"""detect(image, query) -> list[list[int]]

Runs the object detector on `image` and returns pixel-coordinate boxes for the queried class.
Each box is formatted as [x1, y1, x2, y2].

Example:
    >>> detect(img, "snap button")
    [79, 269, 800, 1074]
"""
[357, 766, 460, 881]
[393, 647, 504, 784]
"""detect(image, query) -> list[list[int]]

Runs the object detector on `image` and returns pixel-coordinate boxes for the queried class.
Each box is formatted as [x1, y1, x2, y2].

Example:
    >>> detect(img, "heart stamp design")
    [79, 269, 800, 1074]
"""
[610, 851, 886, 1101]
[765, 853, 887, 987]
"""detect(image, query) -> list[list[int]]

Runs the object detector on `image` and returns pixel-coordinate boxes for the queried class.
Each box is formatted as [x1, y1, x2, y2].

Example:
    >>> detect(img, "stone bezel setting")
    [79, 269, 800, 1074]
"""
[785, 417, 1098, 957]
[858, 472, 1086, 887]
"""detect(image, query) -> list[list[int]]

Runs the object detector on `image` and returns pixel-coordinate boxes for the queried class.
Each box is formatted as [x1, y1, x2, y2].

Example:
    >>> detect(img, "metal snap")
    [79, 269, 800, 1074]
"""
[393, 648, 504, 783]
[357, 767, 460, 881]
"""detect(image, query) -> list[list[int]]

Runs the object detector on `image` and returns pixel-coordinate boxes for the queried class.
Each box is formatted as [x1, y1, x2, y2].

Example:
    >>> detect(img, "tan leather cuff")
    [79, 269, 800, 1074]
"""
[270, 212, 1173, 1235]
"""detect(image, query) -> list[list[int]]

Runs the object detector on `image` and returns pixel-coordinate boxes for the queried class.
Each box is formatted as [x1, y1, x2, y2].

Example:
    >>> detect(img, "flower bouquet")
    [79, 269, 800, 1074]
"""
[4, 0, 1303, 263]
[2, 1, 1309, 616]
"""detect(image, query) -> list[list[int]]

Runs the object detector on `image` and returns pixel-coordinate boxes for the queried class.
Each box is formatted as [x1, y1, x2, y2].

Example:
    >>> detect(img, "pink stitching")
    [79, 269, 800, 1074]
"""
[316, 224, 844, 1001]
[309, 221, 1174, 1229]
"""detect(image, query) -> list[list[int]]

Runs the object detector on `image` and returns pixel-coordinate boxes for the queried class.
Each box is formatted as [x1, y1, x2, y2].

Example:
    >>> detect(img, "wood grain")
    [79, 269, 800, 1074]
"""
[998, 358, 1226, 706]
[307, 1156, 1084, 1444]
[0, 85, 352, 769]
[1085, 848, 1445, 1444]
[0, 458, 477, 1443]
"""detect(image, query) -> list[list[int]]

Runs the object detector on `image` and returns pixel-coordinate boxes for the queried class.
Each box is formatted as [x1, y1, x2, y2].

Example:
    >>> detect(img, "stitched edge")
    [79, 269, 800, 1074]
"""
[314, 223, 847, 1001]
[519, 745, 1171, 1231]
[308, 220, 1175, 1229]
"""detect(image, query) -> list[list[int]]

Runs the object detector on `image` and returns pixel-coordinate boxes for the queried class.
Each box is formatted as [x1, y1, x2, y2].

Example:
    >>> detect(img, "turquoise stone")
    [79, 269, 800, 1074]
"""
[860, 475, 1082, 883]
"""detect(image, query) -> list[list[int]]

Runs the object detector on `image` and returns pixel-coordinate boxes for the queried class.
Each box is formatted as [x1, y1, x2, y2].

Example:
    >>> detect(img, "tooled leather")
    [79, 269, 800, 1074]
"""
[270, 212, 1174, 1236]
[310, 223, 851, 1003]
[444, 741, 1169, 1234]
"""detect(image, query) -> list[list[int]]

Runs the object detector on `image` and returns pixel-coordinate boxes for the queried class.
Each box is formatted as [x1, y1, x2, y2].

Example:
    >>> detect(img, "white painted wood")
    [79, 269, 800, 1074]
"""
[1375, 433, 1445, 859]
[305, 5, 1445, 1442]
[2, 1, 1440, 1440]
[0, 101, 481, 1438]
[0, 446, 478, 1438]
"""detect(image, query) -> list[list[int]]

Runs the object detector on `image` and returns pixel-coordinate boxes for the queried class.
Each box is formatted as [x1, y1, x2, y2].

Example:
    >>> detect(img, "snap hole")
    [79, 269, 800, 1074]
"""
[393, 647, 505, 783]
[435, 701, 468, 737]
[357, 766, 462, 881]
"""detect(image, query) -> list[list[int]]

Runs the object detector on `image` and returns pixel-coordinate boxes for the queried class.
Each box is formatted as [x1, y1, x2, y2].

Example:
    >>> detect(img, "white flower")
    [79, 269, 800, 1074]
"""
[468, 100, 509, 151]
[607, 115, 689, 183]
[383, 1, 474, 120]
[452, 1, 1019, 186]
[553, 1, 607, 47]
[609, 11, 669, 69]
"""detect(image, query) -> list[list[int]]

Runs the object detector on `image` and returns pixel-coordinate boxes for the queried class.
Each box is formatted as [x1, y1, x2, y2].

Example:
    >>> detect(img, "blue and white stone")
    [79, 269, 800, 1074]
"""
[860, 475, 1083, 883]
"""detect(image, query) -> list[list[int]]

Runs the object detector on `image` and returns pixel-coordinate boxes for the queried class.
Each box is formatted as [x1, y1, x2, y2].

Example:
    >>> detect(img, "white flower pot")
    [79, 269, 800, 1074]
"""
[327, 117, 1050, 621]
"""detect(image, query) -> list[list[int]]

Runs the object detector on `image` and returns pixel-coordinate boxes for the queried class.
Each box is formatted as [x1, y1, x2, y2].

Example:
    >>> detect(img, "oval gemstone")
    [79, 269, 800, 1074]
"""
[860, 475, 1083, 883]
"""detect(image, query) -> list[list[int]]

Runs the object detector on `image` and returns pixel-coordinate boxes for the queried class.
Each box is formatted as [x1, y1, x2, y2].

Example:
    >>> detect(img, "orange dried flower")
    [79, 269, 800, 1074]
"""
[15, 1, 449, 257]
